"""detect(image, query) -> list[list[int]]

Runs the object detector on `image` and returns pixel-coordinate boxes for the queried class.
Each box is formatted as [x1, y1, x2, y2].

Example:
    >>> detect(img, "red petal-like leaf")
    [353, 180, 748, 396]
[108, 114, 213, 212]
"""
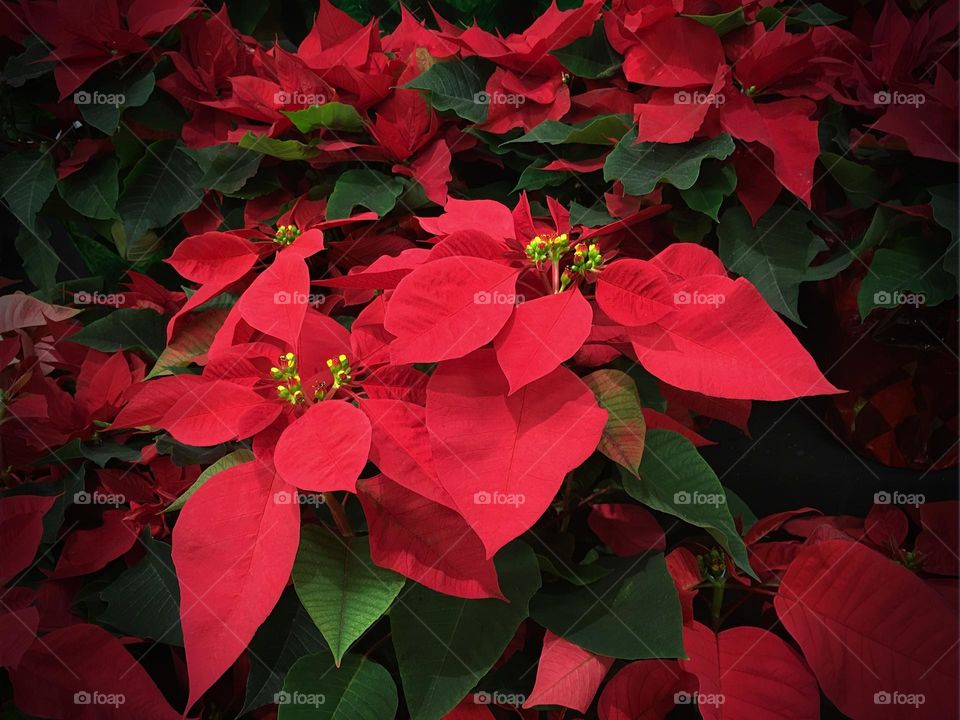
[494, 288, 593, 394]
[385, 256, 520, 364]
[0, 495, 56, 585]
[173, 459, 300, 711]
[775, 540, 959, 719]
[596, 259, 675, 327]
[427, 349, 606, 557]
[357, 474, 503, 599]
[523, 631, 614, 711]
[160, 379, 281, 445]
[274, 401, 372, 493]
[588, 503, 665, 556]
[597, 660, 682, 720]
[238, 250, 311, 349]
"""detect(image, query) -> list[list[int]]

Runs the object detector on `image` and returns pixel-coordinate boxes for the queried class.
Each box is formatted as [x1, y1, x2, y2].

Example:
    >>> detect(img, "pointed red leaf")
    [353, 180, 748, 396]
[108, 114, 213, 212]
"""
[0, 606, 38, 669]
[274, 400, 372, 493]
[160, 379, 281, 445]
[775, 540, 959, 719]
[52, 509, 138, 579]
[426, 350, 606, 557]
[0, 495, 57, 585]
[385, 256, 520, 364]
[597, 660, 682, 720]
[596, 259, 675, 327]
[172, 459, 300, 711]
[588, 503, 665, 556]
[523, 631, 614, 711]
[494, 288, 593, 394]
[680, 621, 819, 720]
[622, 17, 724, 88]
[238, 250, 311, 349]
[357, 474, 503, 599]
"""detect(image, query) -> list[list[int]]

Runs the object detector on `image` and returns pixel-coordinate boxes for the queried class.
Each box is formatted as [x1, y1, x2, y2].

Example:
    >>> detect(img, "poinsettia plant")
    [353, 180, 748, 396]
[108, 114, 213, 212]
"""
[0, 0, 957, 719]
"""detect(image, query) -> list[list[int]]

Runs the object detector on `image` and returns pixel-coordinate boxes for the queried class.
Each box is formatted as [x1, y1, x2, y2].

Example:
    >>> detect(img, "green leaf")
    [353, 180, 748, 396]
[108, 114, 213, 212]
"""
[569, 201, 613, 227]
[506, 114, 631, 146]
[165, 449, 255, 512]
[857, 236, 957, 319]
[147, 307, 229, 379]
[185, 144, 263, 195]
[15, 222, 58, 290]
[38, 437, 143, 468]
[77, 72, 155, 135]
[530, 554, 684, 658]
[1, 467, 84, 546]
[391, 542, 540, 720]
[718, 204, 827, 323]
[70, 308, 167, 358]
[685, 7, 747, 35]
[285, 103, 365, 133]
[512, 158, 570, 193]
[0, 149, 57, 236]
[821, 152, 883, 209]
[623, 429, 756, 578]
[293, 525, 404, 666]
[930, 184, 958, 241]
[239, 132, 318, 160]
[59, 157, 120, 220]
[99, 533, 182, 645]
[551, 21, 622, 78]
[604, 130, 735, 196]
[679, 162, 736, 221]
[118, 141, 203, 247]
[278, 654, 398, 720]
[326, 169, 404, 220]
[536, 552, 612, 586]
[2, 37, 55, 86]
[582, 369, 646, 476]
[404, 57, 492, 123]
[242, 590, 327, 714]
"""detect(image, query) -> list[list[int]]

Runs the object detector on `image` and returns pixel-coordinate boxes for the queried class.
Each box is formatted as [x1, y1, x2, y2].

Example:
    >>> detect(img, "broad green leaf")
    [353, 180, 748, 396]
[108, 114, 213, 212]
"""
[569, 200, 613, 227]
[679, 162, 736, 220]
[623, 429, 756, 578]
[857, 236, 957, 319]
[536, 552, 612, 586]
[77, 71, 155, 135]
[59, 157, 120, 219]
[804, 206, 889, 282]
[99, 533, 182, 645]
[391, 542, 540, 720]
[39, 437, 143, 468]
[670, 208, 713, 243]
[404, 57, 492, 123]
[326, 169, 404, 220]
[185, 144, 262, 194]
[724, 486, 757, 532]
[551, 21, 622, 78]
[15, 222, 58, 290]
[506, 114, 631, 146]
[530, 554, 684, 658]
[718, 204, 827, 323]
[165, 449, 255, 512]
[278, 654, 398, 720]
[930, 184, 958, 241]
[604, 130, 735, 196]
[583, 369, 646, 476]
[285, 102, 365, 133]
[0, 149, 57, 236]
[293, 525, 404, 665]
[70, 308, 167, 358]
[147, 308, 229, 379]
[821, 152, 883, 209]
[512, 158, 570, 192]
[1, 37, 55, 86]
[685, 7, 746, 34]
[118, 141, 203, 246]
[239, 132, 317, 160]
[242, 590, 327, 714]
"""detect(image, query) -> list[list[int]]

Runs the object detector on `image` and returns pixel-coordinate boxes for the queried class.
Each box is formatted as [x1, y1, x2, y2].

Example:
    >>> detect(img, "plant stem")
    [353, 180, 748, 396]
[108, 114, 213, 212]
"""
[559, 473, 575, 532]
[710, 581, 725, 631]
[323, 492, 353, 536]
[551, 259, 560, 293]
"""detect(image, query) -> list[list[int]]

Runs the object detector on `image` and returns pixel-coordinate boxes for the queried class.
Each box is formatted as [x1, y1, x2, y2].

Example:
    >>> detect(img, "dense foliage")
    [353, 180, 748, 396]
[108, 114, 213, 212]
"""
[0, 0, 957, 718]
